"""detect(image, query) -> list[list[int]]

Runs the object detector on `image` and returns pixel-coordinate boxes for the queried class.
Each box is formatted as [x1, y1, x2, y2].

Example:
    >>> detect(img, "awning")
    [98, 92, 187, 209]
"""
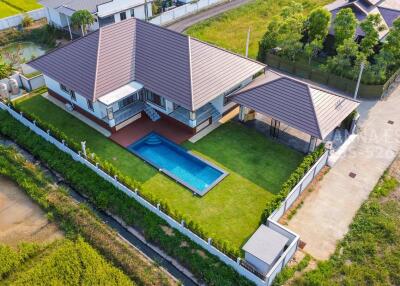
[98, 81, 143, 106]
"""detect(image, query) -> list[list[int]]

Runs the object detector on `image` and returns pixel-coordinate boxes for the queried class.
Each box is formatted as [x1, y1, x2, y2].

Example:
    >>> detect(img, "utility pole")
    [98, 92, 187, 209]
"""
[245, 27, 251, 58]
[354, 61, 365, 100]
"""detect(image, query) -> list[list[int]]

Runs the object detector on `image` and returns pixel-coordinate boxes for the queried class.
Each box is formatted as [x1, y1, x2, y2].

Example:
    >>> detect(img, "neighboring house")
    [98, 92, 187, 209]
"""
[29, 18, 265, 134]
[40, 0, 153, 35]
[326, 0, 400, 40]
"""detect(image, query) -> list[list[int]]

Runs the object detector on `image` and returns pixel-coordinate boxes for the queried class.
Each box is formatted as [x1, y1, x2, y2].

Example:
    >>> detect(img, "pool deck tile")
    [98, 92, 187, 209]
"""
[110, 115, 193, 147]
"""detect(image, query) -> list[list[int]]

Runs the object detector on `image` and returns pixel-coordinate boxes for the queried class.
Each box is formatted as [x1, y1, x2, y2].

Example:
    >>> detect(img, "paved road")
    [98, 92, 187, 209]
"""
[287, 84, 400, 260]
[167, 0, 252, 32]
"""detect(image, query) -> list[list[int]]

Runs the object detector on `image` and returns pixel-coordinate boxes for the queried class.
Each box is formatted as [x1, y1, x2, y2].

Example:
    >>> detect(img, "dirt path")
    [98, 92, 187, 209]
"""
[0, 176, 63, 247]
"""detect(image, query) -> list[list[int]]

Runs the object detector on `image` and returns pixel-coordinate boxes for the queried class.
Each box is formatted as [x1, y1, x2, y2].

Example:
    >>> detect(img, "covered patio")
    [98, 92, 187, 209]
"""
[232, 70, 360, 153]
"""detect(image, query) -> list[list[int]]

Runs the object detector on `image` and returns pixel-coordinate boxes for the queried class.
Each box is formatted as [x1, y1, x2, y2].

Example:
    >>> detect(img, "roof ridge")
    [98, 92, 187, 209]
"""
[377, 5, 400, 12]
[92, 28, 102, 102]
[307, 85, 324, 139]
[187, 36, 194, 111]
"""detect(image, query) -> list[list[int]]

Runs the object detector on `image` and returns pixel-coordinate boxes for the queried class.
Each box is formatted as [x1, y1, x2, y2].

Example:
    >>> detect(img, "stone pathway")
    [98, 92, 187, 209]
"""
[287, 86, 400, 260]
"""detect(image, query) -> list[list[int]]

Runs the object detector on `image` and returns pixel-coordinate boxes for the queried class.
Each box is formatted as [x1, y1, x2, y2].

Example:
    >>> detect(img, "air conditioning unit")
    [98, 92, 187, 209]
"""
[65, 103, 74, 112]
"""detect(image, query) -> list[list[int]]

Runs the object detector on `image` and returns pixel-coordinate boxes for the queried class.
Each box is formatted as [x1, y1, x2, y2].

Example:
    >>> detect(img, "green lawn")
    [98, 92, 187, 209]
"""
[185, 0, 332, 59]
[0, 0, 42, 18]
[15, 94, 304, 249]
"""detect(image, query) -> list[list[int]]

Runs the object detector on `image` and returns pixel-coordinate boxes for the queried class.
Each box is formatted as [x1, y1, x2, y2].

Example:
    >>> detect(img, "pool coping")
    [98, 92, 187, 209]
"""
[127, 132, 229, 196]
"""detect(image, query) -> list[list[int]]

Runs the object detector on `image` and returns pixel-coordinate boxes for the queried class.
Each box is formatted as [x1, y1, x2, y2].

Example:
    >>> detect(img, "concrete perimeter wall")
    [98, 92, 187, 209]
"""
[0, 8, 46, 30]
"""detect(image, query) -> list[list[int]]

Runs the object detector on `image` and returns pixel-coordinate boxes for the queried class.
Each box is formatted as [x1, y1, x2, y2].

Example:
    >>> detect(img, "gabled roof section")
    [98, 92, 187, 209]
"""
[232, 70, 359, 139]
[29, 30, 100, 99]
[29, 18, 264, 110]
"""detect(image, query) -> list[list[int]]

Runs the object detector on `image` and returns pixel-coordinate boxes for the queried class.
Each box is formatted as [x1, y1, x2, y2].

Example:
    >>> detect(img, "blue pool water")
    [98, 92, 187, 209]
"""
[128, 133, 227, 195]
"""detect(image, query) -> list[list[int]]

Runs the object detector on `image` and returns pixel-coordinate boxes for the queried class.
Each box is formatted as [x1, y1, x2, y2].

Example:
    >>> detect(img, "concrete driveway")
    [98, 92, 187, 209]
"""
[167, 0, 252, 32]
[286, 85, 400, 260]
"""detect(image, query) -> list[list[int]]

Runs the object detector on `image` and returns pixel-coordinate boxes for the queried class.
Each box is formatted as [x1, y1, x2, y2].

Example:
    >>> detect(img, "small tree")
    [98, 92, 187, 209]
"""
[380, 18, 400, 67]
[325, 38, 360, 77]
[360, 14, 385, 57]
[22, 13, 34, 28]
[304, 38, 324, 64]
[307, 8, 331, 42]
[333, 8, 357, 48]
[0, 55, 13, 79]
[258, 17, 282, 61]
[71, 10, 95, 36]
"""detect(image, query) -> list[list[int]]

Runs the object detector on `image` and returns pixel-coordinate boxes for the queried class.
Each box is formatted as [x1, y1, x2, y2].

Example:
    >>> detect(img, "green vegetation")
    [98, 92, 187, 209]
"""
[273, 254, 311, 286]
[0, 0, 42, 19]
[186, 0, 331, 59]
[0, 111, 256, 285]
[0, 239, 132, 285]
[23, 70, 42, 78]
[293, 173, 400, 285]
[0, 144, 176, 285]
[14, 93, 304, 251]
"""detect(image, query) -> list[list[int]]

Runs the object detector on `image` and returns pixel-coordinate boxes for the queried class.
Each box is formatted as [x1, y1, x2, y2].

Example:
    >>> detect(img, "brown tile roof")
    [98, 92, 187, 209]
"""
[29, 18, 264, 111]
[232, 70, 360, 139]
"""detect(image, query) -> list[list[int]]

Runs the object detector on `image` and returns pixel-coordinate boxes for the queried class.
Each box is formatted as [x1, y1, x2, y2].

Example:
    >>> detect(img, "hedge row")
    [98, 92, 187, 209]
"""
[11, 95, 240, 258]
[0, 145, 175, 286]
[262, 144, 326, 221]
[0, 110, 254, 286]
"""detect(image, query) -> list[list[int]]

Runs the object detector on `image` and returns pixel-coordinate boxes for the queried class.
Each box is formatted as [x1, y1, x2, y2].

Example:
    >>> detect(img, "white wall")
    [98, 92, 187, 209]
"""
[44, 75, 104, 119]
[98, 0, 152, 20]
[245, 253, 269, 275]
[46, 7, 64, 27]
[0, 8, 46, 30]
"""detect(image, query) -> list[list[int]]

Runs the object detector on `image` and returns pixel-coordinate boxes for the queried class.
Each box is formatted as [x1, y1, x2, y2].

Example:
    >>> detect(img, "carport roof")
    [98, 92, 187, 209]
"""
[232, 70, 360, 140]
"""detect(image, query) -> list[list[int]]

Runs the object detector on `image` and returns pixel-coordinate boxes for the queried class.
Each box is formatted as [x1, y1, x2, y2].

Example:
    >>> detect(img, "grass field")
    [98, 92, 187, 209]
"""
[0, 239, 132, 285]
[15, 94, 304, 249]
[0, 0, 42, 19]
[294, 173, 400, 285]
[185, 0, 331, 59]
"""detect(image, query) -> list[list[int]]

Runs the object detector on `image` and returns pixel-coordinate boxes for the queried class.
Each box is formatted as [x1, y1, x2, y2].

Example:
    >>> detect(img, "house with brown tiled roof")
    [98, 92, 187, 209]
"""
[29, 18, 265, 134]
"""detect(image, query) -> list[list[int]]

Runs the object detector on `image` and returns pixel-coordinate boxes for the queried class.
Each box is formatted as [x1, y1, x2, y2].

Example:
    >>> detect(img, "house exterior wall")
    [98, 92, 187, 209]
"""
[97, 0, 152, 21]
[43, 75, 105, 119]
[46, 7, 65, 27]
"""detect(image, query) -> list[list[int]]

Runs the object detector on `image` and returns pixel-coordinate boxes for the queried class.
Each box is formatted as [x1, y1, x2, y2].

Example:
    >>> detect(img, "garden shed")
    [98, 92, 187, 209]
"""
[242, 224, 289, 275]
[232, 70, 360, 153]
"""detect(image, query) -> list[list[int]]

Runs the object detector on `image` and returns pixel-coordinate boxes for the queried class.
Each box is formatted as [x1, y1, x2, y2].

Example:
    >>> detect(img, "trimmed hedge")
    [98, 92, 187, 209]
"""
[12, 94, 240, 258]
[0, 110, 254, 286]
[262, 144, 326, 221]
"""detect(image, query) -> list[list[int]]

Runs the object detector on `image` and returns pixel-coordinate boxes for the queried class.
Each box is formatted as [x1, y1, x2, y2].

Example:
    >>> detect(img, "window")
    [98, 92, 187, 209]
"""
[120, 11, 126, 21]
[60, 84, 76, 101]
[118, 94, 135, 109]
[87, 99, 94, 111]
[130, 9, 135, 18]
[146, 91, 165, 108]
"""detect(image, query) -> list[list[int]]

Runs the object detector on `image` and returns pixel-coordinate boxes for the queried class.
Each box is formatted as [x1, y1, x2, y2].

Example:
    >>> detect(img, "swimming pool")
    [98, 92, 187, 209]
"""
[128, 133, 228, 195]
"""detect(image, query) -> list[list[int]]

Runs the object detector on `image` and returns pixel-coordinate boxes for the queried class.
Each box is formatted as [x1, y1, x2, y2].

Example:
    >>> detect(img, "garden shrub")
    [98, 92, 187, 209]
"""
[0, 111, 254, 286]
[262, 144, 326, 221]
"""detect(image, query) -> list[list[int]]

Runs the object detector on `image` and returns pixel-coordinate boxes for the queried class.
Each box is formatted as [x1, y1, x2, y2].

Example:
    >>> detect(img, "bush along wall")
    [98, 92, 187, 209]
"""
[0, 110, 254, 286]
[262, 144, 326, 222]
[10, 96, 240, 259]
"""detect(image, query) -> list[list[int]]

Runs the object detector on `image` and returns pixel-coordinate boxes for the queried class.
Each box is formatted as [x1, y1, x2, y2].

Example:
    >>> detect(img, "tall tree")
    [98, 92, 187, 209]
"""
[360, 14, 385, 57]
[380, 18, 400, 67]
[304, 38, 324, 64]
[325, 38, 360, 77]
[307, 8, 331, 42]
[333, 8, 357, 47]
[71, 10, 95, 36]
[258, 17, 282, 61]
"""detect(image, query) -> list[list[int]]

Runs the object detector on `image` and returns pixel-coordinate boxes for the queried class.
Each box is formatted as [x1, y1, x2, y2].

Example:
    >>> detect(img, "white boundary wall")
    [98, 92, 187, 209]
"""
[0, 8, 46, 30]
[0, 102, 328, 286]
[149, 0, 224, 26]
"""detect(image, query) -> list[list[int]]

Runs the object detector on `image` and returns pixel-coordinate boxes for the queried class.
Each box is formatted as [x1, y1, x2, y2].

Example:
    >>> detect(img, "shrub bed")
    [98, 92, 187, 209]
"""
[262, 144, 326, 221]
[0, 110, 254, 286]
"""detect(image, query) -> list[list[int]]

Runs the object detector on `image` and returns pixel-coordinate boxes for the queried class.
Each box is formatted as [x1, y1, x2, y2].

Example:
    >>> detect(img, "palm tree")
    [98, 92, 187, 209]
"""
[71, 10, 95, 36]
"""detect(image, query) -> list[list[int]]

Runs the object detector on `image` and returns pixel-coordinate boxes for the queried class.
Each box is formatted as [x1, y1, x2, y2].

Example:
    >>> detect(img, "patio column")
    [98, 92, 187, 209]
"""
[239, 105, 246, 121]
[189, 111, 196, 128]
[308, 136, 317, 153]
[107, 106, 115, 127]
[65, 15, 73, 41]
[350, 112, 360, 134]
[270, 119, 280, 138]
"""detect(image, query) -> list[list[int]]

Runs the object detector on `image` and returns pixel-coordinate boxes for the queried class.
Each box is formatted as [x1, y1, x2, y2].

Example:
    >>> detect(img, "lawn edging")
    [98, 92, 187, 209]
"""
[0, 105, 258, 285]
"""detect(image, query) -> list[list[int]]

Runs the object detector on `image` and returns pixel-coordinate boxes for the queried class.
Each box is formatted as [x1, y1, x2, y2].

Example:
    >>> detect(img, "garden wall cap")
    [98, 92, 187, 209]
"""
[242, 225, 289, 266]
[28, 18, 265, 111]
[232, 69, 360, 140]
